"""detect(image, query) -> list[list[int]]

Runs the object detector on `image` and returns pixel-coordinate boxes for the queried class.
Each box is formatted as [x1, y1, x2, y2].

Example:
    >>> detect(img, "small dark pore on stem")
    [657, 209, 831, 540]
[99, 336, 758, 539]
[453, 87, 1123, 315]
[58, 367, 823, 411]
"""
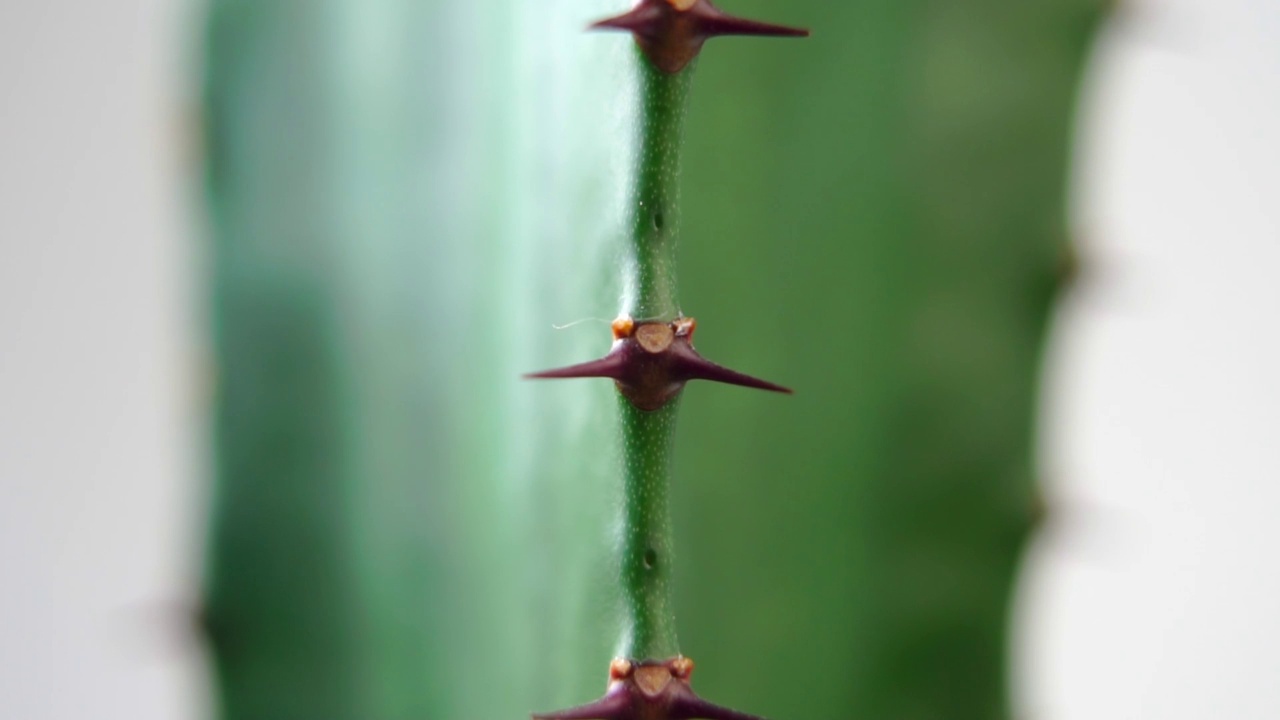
[644, 548, 658, 570]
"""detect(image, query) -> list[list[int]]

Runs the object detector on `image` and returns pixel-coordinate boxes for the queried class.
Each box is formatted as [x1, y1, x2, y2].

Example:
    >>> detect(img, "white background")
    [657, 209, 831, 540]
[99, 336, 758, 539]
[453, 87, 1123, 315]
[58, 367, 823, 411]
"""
[1, 1, 1276, 718]
[1021, 1, 1280, 718]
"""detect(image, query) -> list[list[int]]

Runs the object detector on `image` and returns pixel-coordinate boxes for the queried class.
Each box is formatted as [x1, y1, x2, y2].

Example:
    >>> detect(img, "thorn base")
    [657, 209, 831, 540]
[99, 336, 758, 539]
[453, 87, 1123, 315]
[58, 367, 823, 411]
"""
[525, 317, 792, 411]
[589, 0, 808, 73]
[533, 657, 771, 720]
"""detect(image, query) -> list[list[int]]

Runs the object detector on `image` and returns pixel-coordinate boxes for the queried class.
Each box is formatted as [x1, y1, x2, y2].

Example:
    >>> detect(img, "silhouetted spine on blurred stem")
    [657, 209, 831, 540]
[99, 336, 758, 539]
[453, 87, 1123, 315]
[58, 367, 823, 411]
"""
[528, 317, 791, 412]
[591, 0, 808, 74]
[525, 2, 807, 719]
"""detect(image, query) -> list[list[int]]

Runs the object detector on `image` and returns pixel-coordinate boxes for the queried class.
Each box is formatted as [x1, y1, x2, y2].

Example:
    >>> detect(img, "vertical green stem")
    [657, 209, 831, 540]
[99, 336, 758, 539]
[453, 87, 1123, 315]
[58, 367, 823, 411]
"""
[623, 56, 695, 322]
[617, 52, 696, 660]
[619, 397, 682, 659]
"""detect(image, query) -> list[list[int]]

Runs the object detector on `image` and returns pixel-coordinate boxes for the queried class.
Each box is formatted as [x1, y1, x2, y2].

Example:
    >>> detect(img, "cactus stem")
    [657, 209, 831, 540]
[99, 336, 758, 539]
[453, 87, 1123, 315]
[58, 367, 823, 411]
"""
[528, 8, 802, 720]
[590, 0, 808, 74]
[526, 316, 791, 412]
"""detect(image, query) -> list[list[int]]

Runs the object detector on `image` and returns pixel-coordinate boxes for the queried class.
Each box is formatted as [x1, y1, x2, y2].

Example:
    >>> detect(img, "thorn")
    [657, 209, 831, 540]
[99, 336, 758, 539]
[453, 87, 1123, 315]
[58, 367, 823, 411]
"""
[590, 2, 664, 33]
[532, 687, 631, 720]
[589, 0, 808, 74]
[673, 354, 793, 395]
[524, 353, 628, 381]
[534, 657, 772, 720]
[525, 316, 791, 411]
[671, 696, 770, 720]
[694, 10, 809, 39]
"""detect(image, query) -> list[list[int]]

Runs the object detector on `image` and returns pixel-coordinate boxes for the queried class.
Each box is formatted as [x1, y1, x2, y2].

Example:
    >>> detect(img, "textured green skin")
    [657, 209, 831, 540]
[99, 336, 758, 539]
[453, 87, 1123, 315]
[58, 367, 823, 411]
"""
[623, 59, 694, 324]
[616, 56, 694, 663]
[618, 397, 682, 660]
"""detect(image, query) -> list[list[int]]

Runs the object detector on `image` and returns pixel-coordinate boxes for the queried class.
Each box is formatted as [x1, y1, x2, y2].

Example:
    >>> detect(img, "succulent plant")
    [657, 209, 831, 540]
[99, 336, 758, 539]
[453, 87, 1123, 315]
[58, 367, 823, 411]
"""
[202, 1, 1105, 719]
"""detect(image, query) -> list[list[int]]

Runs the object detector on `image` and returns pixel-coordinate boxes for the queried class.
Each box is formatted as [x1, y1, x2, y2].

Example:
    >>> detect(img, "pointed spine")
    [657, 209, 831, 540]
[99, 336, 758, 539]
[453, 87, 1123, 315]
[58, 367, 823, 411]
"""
[525, 353, 627, 381]
[670, 351, 792, 394]
[689, 4, 808, 39]
[670, 696, 770, 720]
[590, 1, 809, 73]
[532, 688, 631, 720]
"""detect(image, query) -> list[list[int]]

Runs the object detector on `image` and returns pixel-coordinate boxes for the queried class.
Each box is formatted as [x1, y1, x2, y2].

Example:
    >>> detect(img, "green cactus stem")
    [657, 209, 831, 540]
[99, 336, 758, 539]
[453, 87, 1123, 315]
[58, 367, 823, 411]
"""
[528, 1, 805, 656]
[625, 52, 693, 323]
[530, 3, 807, 720]
[617, 399, 683, 660]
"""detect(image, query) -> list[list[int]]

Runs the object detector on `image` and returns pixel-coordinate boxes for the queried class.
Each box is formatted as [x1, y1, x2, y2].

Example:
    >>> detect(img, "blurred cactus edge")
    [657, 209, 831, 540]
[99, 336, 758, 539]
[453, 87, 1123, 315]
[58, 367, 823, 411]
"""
[201, 1, 1107, 720]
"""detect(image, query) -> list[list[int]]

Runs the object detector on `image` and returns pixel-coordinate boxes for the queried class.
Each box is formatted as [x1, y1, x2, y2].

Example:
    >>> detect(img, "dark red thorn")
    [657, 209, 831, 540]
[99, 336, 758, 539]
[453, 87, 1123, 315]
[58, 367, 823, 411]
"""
[670, 353, 792, 395]
[524, 353, 628, 381]
[532, 686, 631, 720]
[589, 0, 808, 74]
[670, 696, 770, 720]
[589, 3, 663, 33]
[692, 6, 809, 39]
[526, 317, 791, 411]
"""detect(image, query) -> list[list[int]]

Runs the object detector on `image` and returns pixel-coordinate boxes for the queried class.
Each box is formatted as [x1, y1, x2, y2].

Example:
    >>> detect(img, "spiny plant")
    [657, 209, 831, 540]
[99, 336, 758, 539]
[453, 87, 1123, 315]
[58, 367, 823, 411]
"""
[203, 1, 1106, 719]
[526, 2, 805, 718]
